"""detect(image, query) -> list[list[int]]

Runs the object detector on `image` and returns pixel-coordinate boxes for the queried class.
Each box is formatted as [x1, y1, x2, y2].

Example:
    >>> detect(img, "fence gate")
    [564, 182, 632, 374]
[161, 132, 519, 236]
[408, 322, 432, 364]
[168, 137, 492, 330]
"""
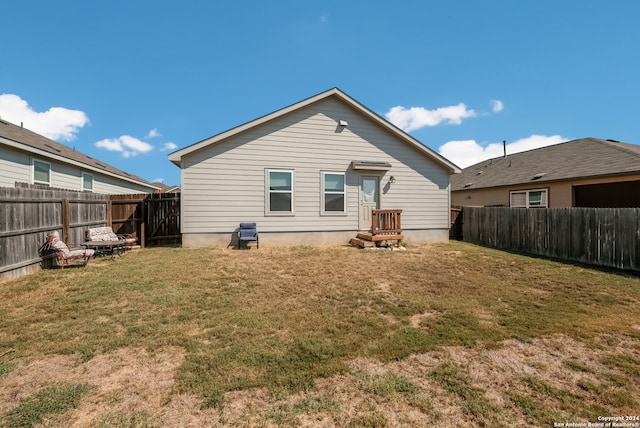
[109, 193, 181, 247]
[145, 194, 181, 247]
[450, 206, 463, 240]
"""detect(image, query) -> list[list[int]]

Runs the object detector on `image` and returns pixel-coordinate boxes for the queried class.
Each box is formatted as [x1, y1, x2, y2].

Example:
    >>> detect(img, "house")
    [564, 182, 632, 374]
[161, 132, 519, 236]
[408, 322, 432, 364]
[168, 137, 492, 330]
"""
[0, 118, 159, 194]
[451, 137, 640, 208]
[169, 88, 461, 247]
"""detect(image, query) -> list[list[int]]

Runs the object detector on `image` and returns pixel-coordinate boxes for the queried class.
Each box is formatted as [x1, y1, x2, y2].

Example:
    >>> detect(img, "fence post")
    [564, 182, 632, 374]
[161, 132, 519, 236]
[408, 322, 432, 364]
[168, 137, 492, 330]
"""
[140, 197, 146, 248]
[62, 198, 70, 243]
[107, 199, 113, 228]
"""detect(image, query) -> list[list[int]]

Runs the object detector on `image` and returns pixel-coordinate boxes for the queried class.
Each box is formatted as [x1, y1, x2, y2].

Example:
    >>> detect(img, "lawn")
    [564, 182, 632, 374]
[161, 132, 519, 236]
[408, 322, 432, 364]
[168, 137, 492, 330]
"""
[0, 241, 639, 427]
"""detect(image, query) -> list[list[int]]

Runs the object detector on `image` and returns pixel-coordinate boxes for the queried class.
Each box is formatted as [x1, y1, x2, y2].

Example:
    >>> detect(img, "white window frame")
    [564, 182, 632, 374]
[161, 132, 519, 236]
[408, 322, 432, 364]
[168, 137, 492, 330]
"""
[321, 171, 347, 215]
[32, 158, 51, 186]
[265, 169, 294, 216]
[510, 188, 548, 208]
[82, 172, 94, 192]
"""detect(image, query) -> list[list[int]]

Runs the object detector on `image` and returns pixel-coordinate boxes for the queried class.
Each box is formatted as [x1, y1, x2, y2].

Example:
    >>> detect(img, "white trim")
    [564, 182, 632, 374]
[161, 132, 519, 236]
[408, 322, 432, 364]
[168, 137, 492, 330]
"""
[32, 158, 51, 185]
[321, 171, 347, 216]
[265, 168, 295, 216]
[359, 175, 381, 230]
[82, 172, 94, 192]
[510, 188, 548, 208]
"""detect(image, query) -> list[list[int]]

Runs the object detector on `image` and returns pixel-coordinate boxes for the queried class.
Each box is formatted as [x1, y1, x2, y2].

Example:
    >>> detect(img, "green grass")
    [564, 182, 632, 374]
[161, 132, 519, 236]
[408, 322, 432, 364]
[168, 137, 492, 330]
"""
[0, 383, 90, 427]
[359, 371, 419, 396]
[92, 412, 158, 428]
[430, 362, 504, 426]
[0, 361, 16, 378]
[521, 375, 610, 420]
[1, 241, 639, 424]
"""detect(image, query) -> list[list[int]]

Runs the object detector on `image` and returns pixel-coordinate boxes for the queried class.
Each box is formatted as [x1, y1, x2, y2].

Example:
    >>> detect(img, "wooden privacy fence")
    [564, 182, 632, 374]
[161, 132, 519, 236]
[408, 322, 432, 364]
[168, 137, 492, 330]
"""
[109, 193, 181, 248]
[462, 207, 640, 272]
[0, 186, 109, 281]
[1, 187, 181, 282]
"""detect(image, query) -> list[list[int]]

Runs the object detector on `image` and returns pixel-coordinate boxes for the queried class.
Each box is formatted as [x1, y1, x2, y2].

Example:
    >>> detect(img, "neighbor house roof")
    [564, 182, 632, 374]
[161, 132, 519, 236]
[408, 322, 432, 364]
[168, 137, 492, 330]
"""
[0, 118, 158, 190]
[169, 87, 461, 174]
[451, 138, 640, 191]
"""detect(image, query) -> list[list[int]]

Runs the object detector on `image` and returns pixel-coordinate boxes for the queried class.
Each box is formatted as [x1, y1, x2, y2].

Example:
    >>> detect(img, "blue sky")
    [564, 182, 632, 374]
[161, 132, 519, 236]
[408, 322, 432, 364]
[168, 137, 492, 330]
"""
[1, 1, 638, 186]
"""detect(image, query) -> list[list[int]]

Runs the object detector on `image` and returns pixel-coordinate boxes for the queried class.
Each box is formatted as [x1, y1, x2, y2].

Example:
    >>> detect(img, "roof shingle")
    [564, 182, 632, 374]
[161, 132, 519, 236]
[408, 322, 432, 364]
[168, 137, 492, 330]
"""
[0, 118, 156, 188]
[451, 138, 640, 191]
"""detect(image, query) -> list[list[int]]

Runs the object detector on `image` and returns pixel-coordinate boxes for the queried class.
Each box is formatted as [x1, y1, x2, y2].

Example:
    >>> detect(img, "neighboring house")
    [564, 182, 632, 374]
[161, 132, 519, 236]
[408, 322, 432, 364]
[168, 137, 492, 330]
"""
[169, 87, 461, 247]
[0, 118, 159, 194]
[151, 182, 181, 193]
[451, 138, 640, 208]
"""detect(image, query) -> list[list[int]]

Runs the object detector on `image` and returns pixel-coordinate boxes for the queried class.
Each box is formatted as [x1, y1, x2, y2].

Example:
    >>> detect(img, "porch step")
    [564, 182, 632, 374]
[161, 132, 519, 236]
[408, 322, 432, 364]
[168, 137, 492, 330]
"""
[356, 232, 404, 242]
[349, 237, 375, 248]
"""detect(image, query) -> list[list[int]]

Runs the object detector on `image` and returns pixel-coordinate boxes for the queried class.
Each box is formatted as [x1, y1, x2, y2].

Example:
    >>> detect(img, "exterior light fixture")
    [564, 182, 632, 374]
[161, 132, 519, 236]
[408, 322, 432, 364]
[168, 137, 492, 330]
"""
[338, 120, 348, 127]
[389, 176, 396, 184]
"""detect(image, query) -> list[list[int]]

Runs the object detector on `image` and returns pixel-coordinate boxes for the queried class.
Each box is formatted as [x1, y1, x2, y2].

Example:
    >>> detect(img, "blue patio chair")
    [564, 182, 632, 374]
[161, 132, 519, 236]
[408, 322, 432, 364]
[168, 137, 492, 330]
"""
[238, 222, 259, 249]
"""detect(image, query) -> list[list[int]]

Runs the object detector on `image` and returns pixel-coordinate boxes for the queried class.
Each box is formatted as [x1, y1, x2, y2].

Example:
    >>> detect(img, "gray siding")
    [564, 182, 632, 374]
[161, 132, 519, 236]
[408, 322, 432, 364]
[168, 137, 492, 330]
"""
[0, 146, 30, 187]
[0, 145, 153, 194]
[181, 98, 451, 234]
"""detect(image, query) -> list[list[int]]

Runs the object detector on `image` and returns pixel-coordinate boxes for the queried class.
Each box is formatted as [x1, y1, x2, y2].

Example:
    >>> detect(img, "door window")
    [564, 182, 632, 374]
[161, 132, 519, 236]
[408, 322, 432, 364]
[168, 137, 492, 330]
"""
[362, 178, 377, 203]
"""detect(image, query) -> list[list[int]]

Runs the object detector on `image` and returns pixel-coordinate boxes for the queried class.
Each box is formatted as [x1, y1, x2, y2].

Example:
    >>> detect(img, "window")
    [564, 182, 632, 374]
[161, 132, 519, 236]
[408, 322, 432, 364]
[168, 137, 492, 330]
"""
[82, 173, 94, 191]
[266, 169, 294, 214]
[510, 189, 548, 208]
[33, 159, 50, 185]
[322, 172, 346, 214]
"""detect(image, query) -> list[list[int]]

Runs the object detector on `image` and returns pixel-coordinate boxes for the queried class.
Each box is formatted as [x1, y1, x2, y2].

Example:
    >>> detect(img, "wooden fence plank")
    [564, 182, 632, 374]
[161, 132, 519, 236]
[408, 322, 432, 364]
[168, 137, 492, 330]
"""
[0, 186, 110, 282]
[2, 188, 182, 281]
[462, 207, 640, 272]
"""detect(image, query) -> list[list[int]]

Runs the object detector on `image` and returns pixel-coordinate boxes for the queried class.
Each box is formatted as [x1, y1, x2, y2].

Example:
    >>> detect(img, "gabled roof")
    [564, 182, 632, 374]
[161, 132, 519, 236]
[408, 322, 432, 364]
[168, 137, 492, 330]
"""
[451, 137, 640, 191]
[0, 118, 158, 190]
[169, 87, 461, 174]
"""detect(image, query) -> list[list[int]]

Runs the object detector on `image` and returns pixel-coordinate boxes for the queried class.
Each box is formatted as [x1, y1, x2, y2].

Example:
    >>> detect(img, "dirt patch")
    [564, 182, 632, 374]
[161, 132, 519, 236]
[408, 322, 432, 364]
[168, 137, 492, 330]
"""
[0, 347, 218, 427]
[1, 335, 639, 426]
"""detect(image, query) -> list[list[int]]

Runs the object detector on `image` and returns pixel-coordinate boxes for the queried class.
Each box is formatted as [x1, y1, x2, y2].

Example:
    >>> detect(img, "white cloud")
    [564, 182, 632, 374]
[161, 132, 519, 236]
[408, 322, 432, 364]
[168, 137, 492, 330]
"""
[0, 93, 89, 141]
[385, 103, 477, 132]
[490, 99, 504, 113]
[147, 128, 161, 138]
[95, 135, 154, 158]
[160, 142, 177, 152]
[439, 134, 567, 168]
[438, 139, 489, 169]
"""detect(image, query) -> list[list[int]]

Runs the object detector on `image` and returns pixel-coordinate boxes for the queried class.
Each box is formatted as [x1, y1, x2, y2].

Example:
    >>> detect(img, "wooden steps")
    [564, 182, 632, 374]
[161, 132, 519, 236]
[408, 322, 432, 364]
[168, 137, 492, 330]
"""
[349, 237, 375, 248]
[351, 209, 404, 249]
[350, 232, 404, 248]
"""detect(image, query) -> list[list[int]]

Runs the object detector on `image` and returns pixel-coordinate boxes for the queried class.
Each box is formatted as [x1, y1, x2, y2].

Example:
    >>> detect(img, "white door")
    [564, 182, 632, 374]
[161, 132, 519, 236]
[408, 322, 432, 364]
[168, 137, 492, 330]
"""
[359, 176, 379, 230]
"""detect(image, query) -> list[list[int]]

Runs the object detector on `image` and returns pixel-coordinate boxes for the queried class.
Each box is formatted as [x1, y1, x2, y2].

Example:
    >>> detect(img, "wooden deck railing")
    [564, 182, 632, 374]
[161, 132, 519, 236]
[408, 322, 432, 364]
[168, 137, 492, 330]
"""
[371, 209, 402, 235]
